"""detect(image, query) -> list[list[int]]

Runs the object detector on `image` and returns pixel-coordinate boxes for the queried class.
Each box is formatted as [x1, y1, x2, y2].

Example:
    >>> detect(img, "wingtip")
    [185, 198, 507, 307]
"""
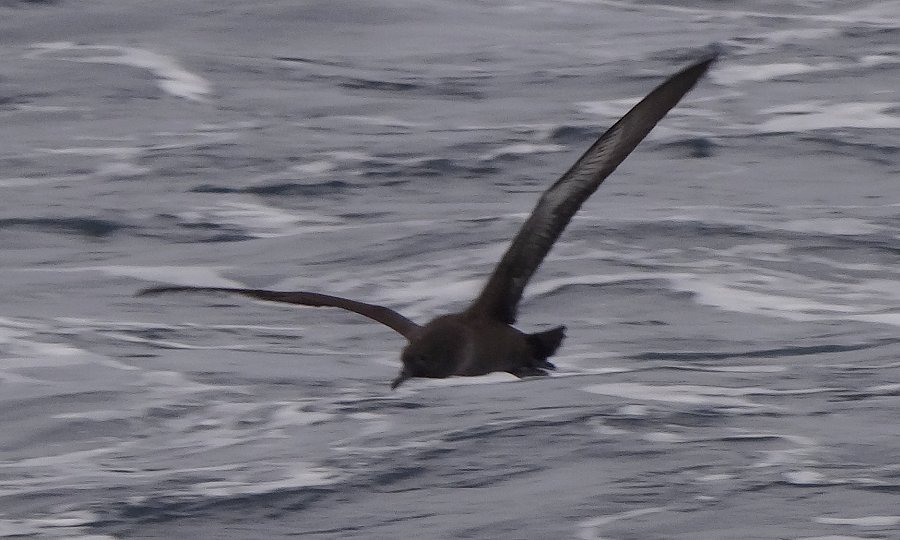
[390, 373, 409, 390]
[693, 45, 724, 69]
[667, 49, 719, 91]
[685, 50, 720, 73]
[135, 285, 196, 297]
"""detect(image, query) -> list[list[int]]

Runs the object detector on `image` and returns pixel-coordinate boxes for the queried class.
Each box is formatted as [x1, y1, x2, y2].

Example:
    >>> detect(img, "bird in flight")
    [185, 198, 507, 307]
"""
[141, 53, 717, 389]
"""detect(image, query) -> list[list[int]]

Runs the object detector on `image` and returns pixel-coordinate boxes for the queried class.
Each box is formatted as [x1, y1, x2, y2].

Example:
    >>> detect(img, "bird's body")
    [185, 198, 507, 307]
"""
[394, 312, 564, 387]
[140, 53, 717, 389]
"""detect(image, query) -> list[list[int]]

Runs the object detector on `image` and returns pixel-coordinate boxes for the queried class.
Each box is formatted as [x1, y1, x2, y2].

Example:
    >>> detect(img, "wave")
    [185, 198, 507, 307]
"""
[0, 217, 124, 237]
[27, 42, 211, 102]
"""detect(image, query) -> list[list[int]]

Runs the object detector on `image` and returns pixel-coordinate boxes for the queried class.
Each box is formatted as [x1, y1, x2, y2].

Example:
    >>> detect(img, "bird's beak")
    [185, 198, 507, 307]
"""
[390, 370, 410, 390]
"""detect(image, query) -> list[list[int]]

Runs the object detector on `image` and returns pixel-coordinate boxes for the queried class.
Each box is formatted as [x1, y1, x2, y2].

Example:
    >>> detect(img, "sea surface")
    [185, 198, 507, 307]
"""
[1, 1, 899, 538]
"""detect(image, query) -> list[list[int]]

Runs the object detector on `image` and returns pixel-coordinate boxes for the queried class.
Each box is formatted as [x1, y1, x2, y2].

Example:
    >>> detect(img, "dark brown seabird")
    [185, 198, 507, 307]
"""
[140, 54, 717, 389]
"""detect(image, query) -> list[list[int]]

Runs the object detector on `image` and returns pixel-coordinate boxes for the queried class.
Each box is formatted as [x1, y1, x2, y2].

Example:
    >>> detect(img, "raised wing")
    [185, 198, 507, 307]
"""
[139, 286, 421, 339]
[468, 54, 717, 324]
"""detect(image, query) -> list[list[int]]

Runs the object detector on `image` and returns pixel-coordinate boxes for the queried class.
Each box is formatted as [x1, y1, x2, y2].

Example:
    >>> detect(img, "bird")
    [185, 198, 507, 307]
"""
[140, 53, 717, 389]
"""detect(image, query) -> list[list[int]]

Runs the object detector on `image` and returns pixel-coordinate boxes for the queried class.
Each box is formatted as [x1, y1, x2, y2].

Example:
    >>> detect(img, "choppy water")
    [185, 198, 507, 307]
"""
[1, 1, 899, 538]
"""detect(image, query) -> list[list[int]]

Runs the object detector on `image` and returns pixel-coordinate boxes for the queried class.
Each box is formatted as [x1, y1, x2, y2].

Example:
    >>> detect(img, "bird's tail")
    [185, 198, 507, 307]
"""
[527, 325, 566, 368]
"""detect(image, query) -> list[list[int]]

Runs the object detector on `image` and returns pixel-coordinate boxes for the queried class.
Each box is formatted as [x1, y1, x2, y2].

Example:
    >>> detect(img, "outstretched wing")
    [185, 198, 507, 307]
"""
[468, 54, 717, 324]
[139, 286, 421, 339]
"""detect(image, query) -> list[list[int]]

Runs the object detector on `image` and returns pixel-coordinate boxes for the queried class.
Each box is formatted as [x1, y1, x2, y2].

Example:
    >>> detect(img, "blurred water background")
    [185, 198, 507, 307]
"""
[1, 0, 899, 538]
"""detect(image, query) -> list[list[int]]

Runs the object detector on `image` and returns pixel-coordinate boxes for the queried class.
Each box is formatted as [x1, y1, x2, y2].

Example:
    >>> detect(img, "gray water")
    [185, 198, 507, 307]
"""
[1, 1, 899, 538]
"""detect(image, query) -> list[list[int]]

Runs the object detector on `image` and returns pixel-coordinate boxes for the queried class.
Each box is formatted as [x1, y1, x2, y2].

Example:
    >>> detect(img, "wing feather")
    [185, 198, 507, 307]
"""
[139, 286, 420, 339]
[469, 54, 717, 323]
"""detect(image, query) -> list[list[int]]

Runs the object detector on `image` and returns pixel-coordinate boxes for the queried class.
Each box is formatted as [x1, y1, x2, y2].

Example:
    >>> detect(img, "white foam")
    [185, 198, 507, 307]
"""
[780, 218, 885, 236]
[269, 403, 334, 427]
[11, 447, 117, 469]
[43, 265, 243, 288]
[95, 161, 151, 178]
[529, 268, 900, 328]
[332, 114, 421, 128]
[384, 277, 481, 317]
[24, 511, 97, 528]
[0, 319, 33, 343]
[479, 143, 566, 160]
[757, 27, 841, 45]
[617, 404, 649, 416]
[718, 62, 842, 84]
[697, 473, 733, 482]
[325, 150, 372, 163]
[861, 54, 899, 67]
[292, 160, 336, 174]
[851, 313, 900, 326]
[644, 431, 687, 443]
[37, 146, 141, 159]
[756, 102, 900, 132]
[784, 470, 827, 485]
[675, 276, 866, 319]
[801, 257, 898, 273]
[591, 422, 629, 436]
[582, 382, 763, 409]
[13, 104, 92, 113]
[180, 200, 345, 238]
[348, 412, 392, 437]
[100, 330, 259, 351]
[0, 521, 38, 537]
[140, 370, 221, 393]
[578, 507, 668, 540]
[54, 318, 300, 334]
[526, 273, 652, 298]
[3, 341, 97, 368]
[579, 97, 636, 118]
[53, 409, 136, 421]
[863, 383, 900, 394]
[732, 430, 818, 448]
[0, 318, 141, 375]
[144, 130, 238, 152]
[189, 463, 342, 497]
[712, 55, 900, 85]
[0, 513, 113, 540]
[664, 274, 900, 325]
[0, 371, 46, 385]
[395, 372, 520, 392]
[712, 242, 790, 258]
[28, 41, 211, 102]
[753, 446, 813, 469]
[590, 0, 898, 26]
[664, 364, 787, 374]
[793, 537, 869, 540]
[814, 516, 900, 527]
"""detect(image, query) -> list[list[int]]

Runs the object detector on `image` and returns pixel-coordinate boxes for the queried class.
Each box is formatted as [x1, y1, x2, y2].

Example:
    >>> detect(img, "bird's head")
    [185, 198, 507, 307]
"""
[391, 317, 465, 389]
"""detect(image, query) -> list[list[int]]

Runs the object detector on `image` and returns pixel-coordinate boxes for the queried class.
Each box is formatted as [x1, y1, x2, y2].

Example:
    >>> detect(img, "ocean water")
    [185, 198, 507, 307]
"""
[1, 0, 899, 538]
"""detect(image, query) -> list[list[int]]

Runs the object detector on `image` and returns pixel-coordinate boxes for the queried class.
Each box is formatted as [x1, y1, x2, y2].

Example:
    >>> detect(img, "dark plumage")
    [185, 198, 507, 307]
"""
[140, 54, 717, 388]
